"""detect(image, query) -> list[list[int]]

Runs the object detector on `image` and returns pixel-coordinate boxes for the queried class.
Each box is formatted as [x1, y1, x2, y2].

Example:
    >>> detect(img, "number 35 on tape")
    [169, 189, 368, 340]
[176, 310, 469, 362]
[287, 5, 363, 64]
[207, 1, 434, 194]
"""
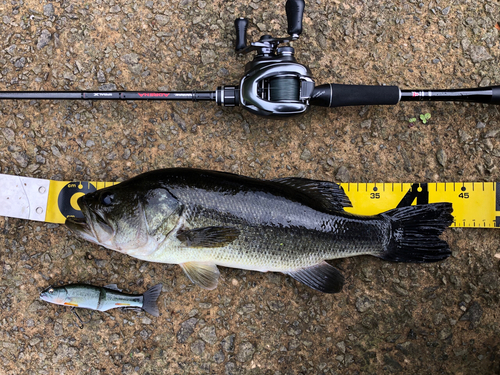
[0, 174, 498, 228]
[339, 182, 500, 228]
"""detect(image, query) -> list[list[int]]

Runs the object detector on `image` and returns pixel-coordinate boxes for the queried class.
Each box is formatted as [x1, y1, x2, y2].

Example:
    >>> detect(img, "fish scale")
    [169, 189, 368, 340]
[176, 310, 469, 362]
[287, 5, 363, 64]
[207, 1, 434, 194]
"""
[66, 168, 454, 294]
[178, 206, 388, 272]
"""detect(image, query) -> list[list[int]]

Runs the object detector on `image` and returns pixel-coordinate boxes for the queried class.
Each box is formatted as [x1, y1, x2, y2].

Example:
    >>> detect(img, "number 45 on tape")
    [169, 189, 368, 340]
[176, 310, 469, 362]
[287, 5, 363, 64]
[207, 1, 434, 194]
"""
[0, 174, 498, 228]
[340, 182, 500, 228]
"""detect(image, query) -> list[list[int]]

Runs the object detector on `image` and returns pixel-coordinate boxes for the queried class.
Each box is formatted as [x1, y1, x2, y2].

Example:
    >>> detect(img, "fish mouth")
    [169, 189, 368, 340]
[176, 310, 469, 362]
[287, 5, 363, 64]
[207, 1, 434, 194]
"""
[66, 198, 114, 245]
[39, 286, 52, 302]
[65, 216, 94, 239]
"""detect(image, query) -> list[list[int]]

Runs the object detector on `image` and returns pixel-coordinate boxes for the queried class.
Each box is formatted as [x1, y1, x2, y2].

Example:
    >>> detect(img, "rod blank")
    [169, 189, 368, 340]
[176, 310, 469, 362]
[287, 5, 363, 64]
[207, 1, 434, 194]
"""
[400, 86, 500, 105]
[0, 91, 217, 101]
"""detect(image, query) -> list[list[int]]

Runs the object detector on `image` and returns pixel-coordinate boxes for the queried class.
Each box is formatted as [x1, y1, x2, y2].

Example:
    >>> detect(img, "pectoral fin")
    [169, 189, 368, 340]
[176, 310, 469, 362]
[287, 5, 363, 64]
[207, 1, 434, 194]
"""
[177, 227, 240, 248]
[286, 261, 345, 294]
[180, 262, 220, 290]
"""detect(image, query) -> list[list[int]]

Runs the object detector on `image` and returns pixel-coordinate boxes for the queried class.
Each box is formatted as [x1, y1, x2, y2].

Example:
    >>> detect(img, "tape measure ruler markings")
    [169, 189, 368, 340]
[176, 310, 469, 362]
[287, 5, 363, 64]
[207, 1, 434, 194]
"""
[45, 180, 119, 224]
[0, 174, 498, 228]
[339, 182, 499, 228]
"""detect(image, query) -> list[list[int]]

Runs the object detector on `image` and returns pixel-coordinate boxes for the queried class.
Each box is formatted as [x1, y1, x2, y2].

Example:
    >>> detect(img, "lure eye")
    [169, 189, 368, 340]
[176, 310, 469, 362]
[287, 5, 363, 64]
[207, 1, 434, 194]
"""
[48, 288, 54, 294]
[101, 192, 114, 206]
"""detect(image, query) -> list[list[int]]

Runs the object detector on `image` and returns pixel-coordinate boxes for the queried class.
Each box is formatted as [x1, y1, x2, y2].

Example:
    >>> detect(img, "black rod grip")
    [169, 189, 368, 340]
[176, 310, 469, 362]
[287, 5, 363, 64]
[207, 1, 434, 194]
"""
[311, 84, 401, 107]
[492, 86, 500, 104]
[234, 18, 248, 52]
[286, 0, 305, 36]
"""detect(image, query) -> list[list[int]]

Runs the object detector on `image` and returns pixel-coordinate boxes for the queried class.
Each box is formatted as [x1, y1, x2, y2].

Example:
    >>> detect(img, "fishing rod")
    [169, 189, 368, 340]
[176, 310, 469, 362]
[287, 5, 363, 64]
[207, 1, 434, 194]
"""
[0, 0, 499, 118]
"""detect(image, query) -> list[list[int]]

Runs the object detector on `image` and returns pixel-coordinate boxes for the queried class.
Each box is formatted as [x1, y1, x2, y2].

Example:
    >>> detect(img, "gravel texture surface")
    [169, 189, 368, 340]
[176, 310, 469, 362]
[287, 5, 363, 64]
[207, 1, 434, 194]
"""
[0, 0, 499, 374]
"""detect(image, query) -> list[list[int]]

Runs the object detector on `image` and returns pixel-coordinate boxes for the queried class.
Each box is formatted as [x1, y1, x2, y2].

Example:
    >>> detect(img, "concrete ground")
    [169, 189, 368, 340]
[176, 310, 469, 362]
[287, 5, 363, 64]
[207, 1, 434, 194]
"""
[0, 0, 498, 374]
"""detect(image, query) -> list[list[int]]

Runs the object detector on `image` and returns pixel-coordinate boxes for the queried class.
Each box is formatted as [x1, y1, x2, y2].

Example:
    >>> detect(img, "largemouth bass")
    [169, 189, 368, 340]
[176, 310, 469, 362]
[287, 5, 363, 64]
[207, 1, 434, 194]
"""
[40, 283, 162, 316]
[66, 168, 453, 293]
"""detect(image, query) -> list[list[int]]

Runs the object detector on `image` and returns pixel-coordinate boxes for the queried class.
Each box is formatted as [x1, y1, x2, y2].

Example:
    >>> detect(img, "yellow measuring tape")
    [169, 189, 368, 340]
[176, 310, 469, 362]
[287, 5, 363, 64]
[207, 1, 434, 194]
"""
[45, 181, 119, 224]
[339, 182, 498, 228]
[44, 180, 499, 228]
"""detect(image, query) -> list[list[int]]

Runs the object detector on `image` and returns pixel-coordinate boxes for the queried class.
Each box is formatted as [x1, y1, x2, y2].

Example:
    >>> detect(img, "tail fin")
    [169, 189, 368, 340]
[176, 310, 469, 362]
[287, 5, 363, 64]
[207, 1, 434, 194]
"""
[141, 284, 162, 317]
[377, 203, 453, 263]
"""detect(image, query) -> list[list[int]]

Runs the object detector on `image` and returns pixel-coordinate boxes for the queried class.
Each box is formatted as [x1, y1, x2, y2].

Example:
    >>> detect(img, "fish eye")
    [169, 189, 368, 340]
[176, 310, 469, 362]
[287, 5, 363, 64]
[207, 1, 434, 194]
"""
[48, 288, 54, 294]
[101, 192, 114, 206]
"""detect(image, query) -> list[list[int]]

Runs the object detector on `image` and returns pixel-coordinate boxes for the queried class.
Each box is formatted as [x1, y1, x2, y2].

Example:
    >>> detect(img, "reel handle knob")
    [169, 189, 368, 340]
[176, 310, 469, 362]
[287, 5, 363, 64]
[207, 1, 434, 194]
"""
[286, 0, 305, 37]
[234, 18, 248, 52]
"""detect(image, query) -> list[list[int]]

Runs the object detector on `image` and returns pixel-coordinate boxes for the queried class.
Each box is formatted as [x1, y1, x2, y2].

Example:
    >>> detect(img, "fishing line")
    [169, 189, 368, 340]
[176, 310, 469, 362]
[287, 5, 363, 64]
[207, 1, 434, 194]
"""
[269, 77, 300, 102]
[0, 0, 498, 118]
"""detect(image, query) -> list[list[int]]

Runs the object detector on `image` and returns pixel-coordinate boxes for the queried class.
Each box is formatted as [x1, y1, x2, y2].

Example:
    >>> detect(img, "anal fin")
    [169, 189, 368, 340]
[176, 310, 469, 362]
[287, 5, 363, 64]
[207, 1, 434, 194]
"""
[180, 262, 220, 290]
[286, 261, 345, 294]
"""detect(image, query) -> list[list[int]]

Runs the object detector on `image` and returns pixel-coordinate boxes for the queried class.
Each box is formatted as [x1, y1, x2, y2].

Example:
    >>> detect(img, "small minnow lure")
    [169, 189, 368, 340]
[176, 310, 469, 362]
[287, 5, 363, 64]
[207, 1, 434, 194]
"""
[40, 283, 162, 323]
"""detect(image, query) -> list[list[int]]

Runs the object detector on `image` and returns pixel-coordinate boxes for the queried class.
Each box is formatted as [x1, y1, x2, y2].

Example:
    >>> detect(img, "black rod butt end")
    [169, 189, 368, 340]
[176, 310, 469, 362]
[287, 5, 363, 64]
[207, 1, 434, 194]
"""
[491, 86, 500, 105]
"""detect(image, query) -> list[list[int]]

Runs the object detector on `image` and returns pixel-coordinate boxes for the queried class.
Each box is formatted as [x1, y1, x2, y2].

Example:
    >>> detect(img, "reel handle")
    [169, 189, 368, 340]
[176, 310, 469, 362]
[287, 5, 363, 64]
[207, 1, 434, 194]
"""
[310, 84, 400, 107]
[286, 0, 305, 37]
[234, 18, 249, 52]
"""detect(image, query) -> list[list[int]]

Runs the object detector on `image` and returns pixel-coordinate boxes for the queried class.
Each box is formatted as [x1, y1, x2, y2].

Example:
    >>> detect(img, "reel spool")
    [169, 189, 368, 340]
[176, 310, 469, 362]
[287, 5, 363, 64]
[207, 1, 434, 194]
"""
[268, 76, 300, 102]
[2, 0, 499, 116]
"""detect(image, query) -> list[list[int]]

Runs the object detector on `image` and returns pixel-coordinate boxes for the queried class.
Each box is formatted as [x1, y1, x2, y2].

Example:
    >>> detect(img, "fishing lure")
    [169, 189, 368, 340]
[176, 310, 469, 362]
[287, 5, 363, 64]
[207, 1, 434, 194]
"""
[40, 283, 162, 328]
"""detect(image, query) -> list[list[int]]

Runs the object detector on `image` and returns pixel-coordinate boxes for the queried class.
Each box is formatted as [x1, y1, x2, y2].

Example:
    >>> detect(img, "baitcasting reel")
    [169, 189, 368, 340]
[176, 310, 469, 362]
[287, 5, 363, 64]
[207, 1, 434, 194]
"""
[216, 0, 500, 117]
[0, 0, 499, 118]
[229, 0, 314, 117]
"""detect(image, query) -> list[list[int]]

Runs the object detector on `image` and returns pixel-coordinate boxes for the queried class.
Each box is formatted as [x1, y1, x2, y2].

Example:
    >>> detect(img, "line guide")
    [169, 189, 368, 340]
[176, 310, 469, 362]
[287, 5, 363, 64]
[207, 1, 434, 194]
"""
[0, 174, 498, 228]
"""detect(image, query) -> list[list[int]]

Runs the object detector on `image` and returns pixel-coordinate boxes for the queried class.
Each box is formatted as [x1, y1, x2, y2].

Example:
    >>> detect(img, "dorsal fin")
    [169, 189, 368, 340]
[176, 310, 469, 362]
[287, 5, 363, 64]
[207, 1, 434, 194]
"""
[272, 177, 352, 212]
[104, 284, 122, 292]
